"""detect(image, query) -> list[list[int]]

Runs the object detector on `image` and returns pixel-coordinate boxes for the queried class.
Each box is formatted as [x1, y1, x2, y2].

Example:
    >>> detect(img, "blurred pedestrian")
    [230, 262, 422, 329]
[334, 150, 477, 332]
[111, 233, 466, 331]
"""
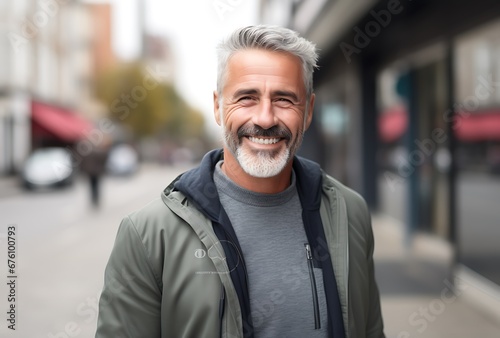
[81, 140, 110, 208]
[96, 25, 384, 338]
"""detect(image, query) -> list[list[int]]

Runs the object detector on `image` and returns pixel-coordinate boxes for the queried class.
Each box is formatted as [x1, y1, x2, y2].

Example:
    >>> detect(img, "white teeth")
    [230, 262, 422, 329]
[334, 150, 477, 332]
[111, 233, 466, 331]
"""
[248, 137, 280, 145]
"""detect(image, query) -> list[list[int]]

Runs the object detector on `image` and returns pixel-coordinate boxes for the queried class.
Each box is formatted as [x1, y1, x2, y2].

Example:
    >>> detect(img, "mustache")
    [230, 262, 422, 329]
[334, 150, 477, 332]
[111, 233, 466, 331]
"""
[237, 124, 292, 140]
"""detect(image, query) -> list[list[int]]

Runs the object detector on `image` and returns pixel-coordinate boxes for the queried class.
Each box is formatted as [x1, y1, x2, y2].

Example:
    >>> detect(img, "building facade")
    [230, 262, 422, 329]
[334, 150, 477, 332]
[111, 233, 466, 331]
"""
[0, 0, 107, 175]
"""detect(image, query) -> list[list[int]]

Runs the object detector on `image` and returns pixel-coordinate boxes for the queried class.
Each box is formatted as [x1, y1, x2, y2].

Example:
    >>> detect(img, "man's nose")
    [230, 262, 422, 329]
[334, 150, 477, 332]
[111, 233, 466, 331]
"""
[252, 100, 277, 130]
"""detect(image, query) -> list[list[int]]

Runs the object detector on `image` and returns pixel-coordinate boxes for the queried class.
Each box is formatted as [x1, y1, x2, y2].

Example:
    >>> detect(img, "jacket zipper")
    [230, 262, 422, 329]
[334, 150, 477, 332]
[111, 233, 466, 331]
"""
[219, 283, 226, 338]
[305, 243, 321, 329]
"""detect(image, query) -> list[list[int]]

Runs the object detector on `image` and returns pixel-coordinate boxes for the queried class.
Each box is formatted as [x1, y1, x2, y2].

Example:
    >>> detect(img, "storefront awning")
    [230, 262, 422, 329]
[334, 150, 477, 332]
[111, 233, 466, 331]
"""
[455, 111, 500, 142]
[32, 101, 93, 142]
[379, 105, 408, 143]
[379, 107, 500, 143]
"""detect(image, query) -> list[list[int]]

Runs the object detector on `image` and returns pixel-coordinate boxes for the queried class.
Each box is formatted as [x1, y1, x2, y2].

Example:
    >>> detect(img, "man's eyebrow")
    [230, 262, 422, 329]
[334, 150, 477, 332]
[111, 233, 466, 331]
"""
[272, 90, 299, 102]
[232, 88, 260, 98]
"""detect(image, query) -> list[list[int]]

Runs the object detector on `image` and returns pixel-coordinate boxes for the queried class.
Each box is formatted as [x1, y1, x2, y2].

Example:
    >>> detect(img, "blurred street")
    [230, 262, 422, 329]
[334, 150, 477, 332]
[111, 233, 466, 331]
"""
[0, 163, 189, 338]
[373, 214, 500, 338]
[1, 0, 500, 337]
[379, 171, 500, 286]
[378, 170, 500, 337]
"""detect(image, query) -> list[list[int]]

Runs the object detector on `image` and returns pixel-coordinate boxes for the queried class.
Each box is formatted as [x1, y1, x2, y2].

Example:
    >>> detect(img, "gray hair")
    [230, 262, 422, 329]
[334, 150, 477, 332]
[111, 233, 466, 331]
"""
[216, 25, 318, 99]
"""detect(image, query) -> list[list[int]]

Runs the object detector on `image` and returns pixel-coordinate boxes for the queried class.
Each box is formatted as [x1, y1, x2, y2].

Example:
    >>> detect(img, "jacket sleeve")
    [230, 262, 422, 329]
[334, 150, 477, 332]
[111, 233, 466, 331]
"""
[363, 204, 385, 338]
[95, 216, 162, 338]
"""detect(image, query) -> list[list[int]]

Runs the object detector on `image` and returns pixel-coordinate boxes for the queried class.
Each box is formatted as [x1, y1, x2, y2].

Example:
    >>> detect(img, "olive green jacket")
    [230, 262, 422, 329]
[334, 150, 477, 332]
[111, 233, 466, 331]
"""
[95, 171, 384, 338]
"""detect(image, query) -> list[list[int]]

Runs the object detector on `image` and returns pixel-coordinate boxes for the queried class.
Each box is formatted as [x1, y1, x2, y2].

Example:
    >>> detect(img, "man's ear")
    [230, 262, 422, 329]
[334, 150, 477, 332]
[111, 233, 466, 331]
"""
[304, 93, 315, 130]
[213, 91, 221, 126]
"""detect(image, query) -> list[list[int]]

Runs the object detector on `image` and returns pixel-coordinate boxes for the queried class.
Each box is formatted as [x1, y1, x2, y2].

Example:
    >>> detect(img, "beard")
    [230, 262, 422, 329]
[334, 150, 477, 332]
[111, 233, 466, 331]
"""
[223, 122, 304, 178]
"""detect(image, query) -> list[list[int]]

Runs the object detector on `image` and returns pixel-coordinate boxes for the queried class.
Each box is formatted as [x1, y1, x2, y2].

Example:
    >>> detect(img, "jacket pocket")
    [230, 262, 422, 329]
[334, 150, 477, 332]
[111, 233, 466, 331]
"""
[305, 243, 321, 329]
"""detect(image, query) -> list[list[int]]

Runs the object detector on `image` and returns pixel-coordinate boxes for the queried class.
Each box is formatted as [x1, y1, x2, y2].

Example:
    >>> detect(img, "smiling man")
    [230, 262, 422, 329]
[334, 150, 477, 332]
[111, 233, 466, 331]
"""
[96, 25, 385, 338]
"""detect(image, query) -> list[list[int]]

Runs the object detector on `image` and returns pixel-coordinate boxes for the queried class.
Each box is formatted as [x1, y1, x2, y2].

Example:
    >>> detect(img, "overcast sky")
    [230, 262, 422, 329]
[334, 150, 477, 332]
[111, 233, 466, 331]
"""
[85, 0, 260, 137]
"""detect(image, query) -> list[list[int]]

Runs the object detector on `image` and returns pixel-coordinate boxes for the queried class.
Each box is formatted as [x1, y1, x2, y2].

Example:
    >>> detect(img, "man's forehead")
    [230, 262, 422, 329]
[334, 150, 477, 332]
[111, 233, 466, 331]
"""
[224, 50, 305, 94]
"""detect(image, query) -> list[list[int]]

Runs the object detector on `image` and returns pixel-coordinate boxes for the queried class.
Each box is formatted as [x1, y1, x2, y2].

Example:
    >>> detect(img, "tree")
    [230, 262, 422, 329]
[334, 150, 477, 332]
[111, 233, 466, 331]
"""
[94, 62, 204, 141]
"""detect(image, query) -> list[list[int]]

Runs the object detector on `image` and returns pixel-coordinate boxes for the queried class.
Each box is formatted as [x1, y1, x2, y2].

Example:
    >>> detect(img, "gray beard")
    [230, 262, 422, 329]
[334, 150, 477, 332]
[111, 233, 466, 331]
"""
[223, 128, 303, 178]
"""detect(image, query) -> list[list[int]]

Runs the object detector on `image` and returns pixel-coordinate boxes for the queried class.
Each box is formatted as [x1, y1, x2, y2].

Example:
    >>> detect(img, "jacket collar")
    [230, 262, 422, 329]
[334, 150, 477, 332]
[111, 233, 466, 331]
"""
[172, 149, 221, 221]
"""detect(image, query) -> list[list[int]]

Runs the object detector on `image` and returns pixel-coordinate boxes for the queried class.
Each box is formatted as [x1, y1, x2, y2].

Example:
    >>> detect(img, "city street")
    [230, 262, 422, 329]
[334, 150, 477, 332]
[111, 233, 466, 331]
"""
[373, 214, 500, 338]
[0, 163, 188, 338]
[2, 0, 500, 337]
[377, 170, 500, 337]
[379, 170, 500, 286]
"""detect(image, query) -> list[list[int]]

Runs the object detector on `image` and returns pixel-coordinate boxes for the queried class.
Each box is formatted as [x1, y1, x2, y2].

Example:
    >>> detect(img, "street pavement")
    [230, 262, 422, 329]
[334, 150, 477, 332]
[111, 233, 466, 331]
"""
[0, 163, 189, 338]
[0, 164, 499, 337]
[373, 214, 500, 338]
[379, 170, 500, 287]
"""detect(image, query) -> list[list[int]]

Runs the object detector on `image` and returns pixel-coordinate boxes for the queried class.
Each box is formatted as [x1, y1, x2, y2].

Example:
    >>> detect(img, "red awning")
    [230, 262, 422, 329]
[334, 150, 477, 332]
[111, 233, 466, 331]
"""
[378, 105, 408, 143]
[32, 101, 93, 142]
[455, 110, 500, 142]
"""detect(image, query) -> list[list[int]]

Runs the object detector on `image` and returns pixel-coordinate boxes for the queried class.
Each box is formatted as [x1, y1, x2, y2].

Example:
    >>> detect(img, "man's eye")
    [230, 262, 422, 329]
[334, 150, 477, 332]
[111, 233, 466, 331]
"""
[276, 98, 293, 104]
[238, 96, 254, 101]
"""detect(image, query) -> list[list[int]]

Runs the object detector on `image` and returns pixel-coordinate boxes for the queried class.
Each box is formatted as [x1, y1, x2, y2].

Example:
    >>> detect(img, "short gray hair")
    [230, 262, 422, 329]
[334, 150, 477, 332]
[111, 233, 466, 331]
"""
[216, 25, 318, 99]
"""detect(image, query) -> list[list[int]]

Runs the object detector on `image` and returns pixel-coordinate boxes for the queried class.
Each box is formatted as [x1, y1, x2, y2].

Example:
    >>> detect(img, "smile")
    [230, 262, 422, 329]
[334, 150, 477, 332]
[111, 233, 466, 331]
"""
[248, 137, 281, 145]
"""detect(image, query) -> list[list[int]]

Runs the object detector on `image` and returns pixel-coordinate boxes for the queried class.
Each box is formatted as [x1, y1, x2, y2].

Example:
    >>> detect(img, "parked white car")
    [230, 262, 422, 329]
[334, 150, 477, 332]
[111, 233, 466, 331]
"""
[22, 147, 75, 189]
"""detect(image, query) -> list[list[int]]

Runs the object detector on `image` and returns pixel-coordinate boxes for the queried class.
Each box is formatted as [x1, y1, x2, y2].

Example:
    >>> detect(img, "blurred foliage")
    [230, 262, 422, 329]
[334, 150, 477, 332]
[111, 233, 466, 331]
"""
[94, 62, 205, 140]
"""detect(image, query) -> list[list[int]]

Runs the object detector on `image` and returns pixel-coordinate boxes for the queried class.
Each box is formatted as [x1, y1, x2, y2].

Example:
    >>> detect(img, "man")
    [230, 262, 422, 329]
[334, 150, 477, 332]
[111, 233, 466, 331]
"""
[80, 140, 110, 208]
[96, 25, 384, 338]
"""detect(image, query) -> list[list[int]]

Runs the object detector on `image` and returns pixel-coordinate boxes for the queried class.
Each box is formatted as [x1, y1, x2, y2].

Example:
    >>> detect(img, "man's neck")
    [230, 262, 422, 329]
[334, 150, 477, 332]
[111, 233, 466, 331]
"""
[221, 148, 293, 194]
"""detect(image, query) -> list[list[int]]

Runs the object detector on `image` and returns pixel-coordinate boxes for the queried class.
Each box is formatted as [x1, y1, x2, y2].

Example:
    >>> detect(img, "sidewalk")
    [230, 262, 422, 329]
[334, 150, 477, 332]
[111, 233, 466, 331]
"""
[0, 174, 23, 199]
[372, 214, 500, 338]
[0, 163, 189, 338]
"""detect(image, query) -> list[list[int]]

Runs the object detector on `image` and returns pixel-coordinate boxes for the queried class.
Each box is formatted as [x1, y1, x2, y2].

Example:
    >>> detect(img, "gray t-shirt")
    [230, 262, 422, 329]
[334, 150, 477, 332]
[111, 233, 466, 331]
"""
[214, 161, 328, 338]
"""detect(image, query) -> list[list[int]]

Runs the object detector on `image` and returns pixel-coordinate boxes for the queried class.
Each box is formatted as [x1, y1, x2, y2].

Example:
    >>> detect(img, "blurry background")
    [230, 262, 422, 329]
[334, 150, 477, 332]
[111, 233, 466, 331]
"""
[1, 0, 500, 337]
